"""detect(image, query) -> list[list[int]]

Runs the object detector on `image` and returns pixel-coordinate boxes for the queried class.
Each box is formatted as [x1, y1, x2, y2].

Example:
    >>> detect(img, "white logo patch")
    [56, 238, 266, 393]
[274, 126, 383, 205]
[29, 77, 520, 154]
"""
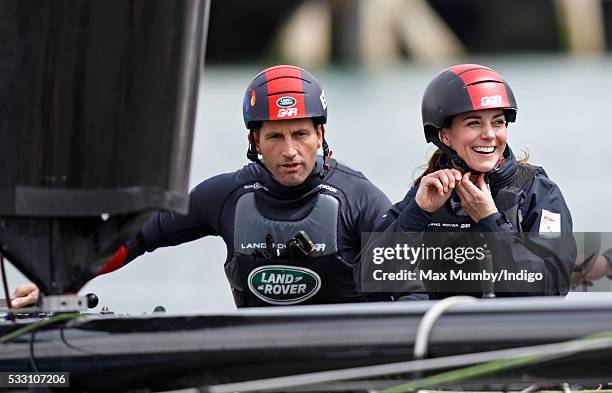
[317, 184, 337, 193]
[241, 242, 326, 252]
[277, 107, 298, 118]
[539, 209, 561, 237]
[276, 96, 296, 108]
[480, 95, 502, 107]
[243, 182, 268, 191]
[320, 90, 327, 110]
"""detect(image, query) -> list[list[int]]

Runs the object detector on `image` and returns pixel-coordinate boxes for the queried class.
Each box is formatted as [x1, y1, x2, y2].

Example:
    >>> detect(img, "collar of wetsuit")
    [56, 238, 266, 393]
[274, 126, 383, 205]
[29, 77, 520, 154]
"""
[263, 157, 326, 199]
[438, 144, 518, 198]
[486, 145, 517, 193]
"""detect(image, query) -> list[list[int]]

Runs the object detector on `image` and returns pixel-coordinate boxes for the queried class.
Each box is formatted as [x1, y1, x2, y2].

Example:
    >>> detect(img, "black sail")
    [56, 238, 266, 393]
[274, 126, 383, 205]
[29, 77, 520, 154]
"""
[0, 0, 209, 294]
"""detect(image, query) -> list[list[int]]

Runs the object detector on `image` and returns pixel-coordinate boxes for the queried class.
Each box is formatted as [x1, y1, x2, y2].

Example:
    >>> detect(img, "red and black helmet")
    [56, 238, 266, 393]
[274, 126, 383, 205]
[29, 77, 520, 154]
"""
[422, 64, 517, 143]
[243, 65, 327, 129]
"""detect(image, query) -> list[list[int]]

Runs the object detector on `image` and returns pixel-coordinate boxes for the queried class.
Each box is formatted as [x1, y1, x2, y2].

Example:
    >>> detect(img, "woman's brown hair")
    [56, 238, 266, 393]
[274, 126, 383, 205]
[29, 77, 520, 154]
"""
[414, 149, 446, 186]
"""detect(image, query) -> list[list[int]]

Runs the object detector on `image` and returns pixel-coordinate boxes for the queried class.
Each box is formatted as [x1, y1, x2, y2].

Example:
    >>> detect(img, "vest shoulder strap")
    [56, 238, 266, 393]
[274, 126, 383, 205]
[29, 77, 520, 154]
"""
[514, 163, 548, 190]
[495, 164, 548, 230]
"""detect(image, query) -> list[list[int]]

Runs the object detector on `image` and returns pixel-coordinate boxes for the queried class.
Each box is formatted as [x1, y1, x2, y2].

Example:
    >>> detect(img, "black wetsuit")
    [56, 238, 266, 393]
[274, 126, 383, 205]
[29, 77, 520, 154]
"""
[117, 157, 422, 306]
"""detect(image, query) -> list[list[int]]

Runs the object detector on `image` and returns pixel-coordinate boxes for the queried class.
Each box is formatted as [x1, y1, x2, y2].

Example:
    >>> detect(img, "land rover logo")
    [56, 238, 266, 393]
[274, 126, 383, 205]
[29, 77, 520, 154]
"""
[248, 265, 321, 305]
[276, 96, 296, 108]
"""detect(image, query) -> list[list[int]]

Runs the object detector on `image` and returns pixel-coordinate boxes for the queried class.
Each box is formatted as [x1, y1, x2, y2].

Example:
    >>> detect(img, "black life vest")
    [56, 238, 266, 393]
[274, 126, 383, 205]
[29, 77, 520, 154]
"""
[421, 164, 548, 297]
[224, 190, 366, 307]
[494, 164, 547, 231]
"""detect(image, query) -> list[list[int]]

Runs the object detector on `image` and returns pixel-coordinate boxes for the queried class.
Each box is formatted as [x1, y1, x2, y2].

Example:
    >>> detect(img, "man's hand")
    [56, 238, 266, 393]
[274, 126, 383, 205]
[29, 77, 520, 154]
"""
[571, 255, 612, 289]
[415, 169, 463, 213]
[455, 172, 498, 222]
[10, 283, 39, 308]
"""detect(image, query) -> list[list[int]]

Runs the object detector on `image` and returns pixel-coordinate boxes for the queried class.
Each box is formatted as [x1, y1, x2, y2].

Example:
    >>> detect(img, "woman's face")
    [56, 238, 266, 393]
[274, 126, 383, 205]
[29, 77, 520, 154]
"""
[440, 109, 507, 173]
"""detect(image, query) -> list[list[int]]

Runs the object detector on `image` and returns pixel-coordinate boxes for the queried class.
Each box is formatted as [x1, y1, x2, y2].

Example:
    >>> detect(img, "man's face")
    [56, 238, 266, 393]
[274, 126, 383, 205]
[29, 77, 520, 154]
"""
[254, 119, 322, 187]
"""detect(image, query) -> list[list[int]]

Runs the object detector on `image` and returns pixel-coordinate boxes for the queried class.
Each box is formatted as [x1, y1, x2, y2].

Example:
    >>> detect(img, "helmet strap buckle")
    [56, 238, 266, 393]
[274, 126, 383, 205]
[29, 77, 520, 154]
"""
[320, 137, 331, 177]
[430, 133, 470, 173]
[247, 129, 267, 170]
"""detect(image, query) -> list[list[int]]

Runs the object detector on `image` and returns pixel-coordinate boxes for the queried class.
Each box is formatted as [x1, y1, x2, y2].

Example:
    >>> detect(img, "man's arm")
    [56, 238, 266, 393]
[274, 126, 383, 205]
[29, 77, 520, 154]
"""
[95, 174, 232, 274]
[602, 249, 612, 278]
[356, 181, 392, 236]
[375, 187, 433, 233]
[353, 181, 428, 300]
[10, 172, 239, 306]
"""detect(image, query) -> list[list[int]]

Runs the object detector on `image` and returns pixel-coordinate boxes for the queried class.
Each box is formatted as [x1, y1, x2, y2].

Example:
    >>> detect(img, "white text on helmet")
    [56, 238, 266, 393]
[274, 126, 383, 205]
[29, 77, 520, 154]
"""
[277, 108, 298, 118]
[480, 95, 503, 107]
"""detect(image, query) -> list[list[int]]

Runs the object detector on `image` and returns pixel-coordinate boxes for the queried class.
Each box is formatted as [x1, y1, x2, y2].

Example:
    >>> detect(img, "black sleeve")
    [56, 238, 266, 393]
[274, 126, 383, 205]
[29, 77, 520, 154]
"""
[124, 173, 238, 263]
[374, 187, 433, 233]
[355, 180, 392, 235]
[356, 186, 428, 299]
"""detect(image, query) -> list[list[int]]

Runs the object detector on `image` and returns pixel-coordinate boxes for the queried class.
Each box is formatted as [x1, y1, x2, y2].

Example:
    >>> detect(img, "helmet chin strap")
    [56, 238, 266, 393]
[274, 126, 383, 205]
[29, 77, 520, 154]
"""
[247, 129, 267, 169]
[430, 135, 470, 173]
[430, 134, 504, 184]
[319, 125, 332, 178]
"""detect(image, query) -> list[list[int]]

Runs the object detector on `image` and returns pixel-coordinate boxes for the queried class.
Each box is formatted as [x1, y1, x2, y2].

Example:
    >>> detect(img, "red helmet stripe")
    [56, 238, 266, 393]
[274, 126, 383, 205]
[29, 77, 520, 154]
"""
[457, 68, 504, 86]
[266, 75, 303, 95]
[266, 67, 306, 120]
[264, 65, 301, 78]
[447, 63, 492, 75]
[448, 65, 511, 111]
[266, 93, 306, 121]
[265, 66, 303, 92]
[466, 82, 511, 111]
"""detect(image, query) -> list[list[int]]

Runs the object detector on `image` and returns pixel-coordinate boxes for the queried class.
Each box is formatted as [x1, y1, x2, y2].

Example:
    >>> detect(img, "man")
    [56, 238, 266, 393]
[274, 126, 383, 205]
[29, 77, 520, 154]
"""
[12, 65, 422, 308]
[571, 251, 612, 289]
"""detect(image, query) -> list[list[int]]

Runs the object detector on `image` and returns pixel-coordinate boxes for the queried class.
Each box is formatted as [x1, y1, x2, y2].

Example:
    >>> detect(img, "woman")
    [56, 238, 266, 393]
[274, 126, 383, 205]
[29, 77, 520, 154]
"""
[379, 64, 576, 298]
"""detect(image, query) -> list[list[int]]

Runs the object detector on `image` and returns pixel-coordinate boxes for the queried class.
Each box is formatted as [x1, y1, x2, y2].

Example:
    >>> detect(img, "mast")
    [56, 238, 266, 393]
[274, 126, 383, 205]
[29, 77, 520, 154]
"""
[0, 0, 210, 295]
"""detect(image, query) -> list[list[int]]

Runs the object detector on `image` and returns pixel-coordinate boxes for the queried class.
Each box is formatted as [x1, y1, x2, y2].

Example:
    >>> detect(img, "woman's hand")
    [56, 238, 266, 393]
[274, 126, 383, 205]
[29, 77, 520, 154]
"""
[415, 169, 463, 213]
[455, 172, 498, 222]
